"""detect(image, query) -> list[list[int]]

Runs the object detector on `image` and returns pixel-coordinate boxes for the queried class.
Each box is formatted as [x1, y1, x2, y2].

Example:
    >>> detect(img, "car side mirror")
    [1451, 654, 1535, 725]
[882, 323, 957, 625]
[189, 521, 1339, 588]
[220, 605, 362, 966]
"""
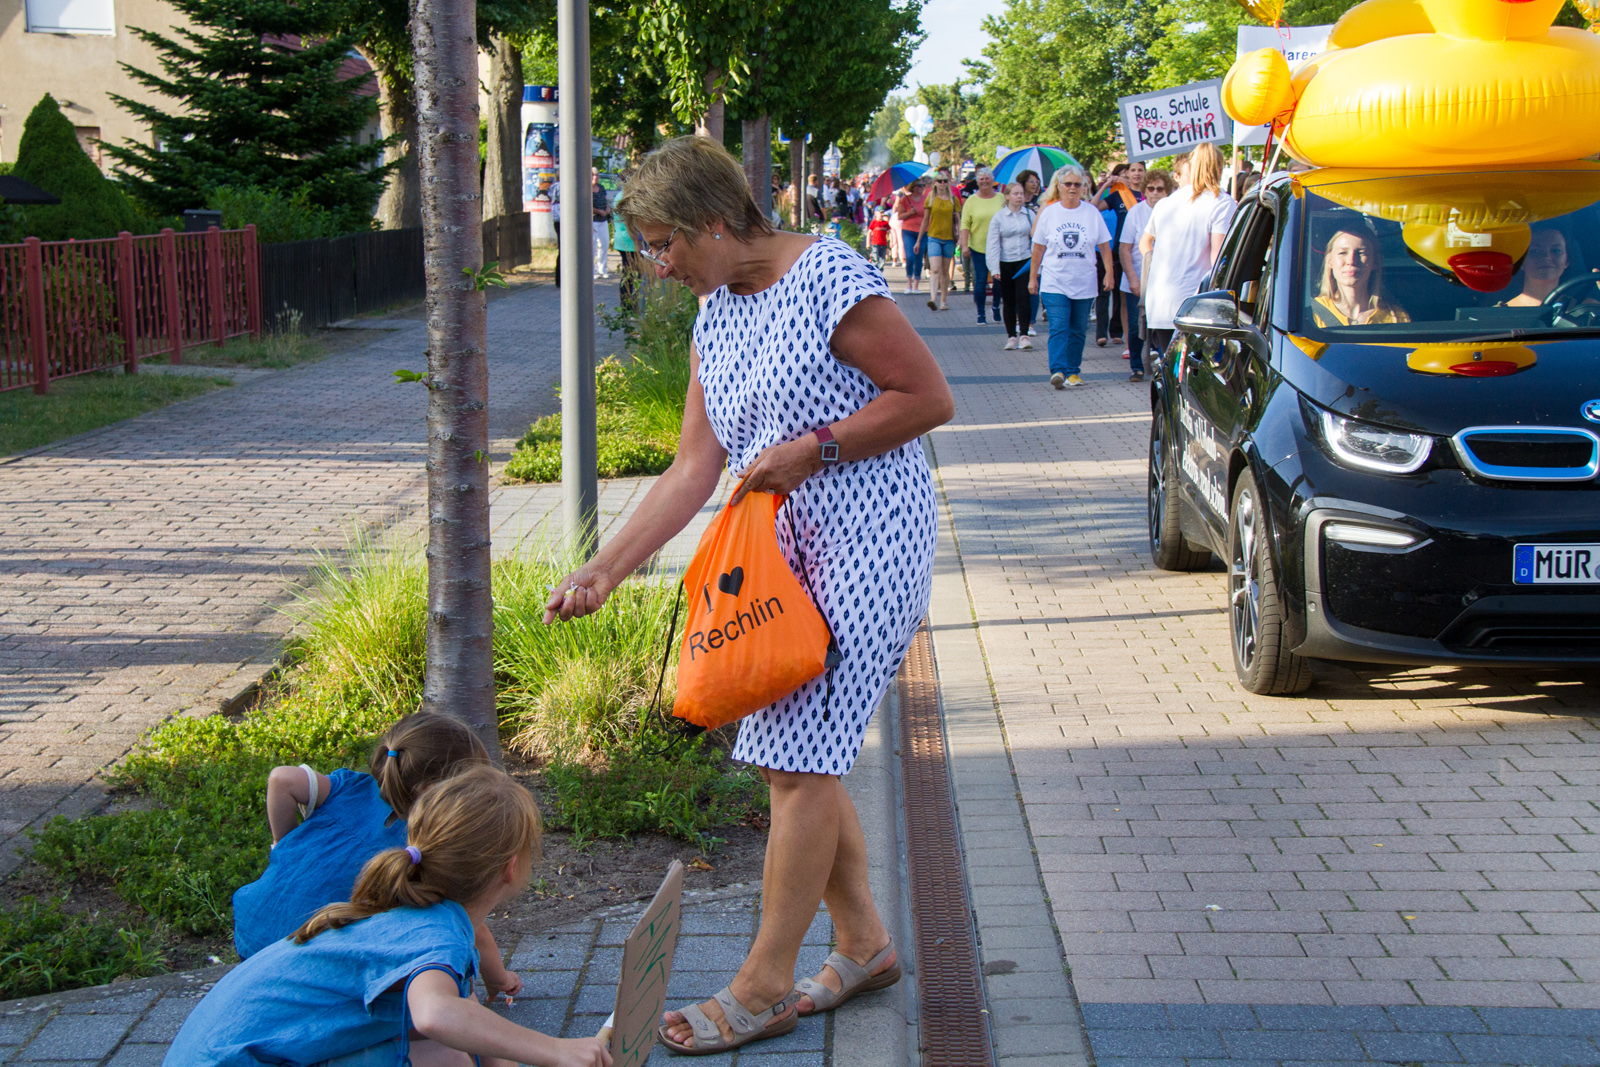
[1174, 290, 1241, 335]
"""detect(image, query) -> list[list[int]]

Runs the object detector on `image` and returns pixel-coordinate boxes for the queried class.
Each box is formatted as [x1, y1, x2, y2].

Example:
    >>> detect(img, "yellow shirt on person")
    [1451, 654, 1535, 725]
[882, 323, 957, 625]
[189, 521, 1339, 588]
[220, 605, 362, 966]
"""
[1311, 294, 1411, 327]
[925, 197, 957, 241]
[960, 192, 1004, 252]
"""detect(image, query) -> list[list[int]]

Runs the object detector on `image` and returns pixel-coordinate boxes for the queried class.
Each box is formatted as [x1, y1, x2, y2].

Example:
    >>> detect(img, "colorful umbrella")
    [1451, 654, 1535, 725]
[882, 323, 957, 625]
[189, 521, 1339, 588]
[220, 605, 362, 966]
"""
[868, 162, 930, 201]
[992, 145, 1079, 187]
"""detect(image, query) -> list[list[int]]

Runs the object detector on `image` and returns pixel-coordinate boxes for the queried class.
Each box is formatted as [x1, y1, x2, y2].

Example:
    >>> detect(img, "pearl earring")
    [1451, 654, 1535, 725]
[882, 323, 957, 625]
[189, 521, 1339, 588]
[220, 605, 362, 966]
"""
[714, 233, 722, 240]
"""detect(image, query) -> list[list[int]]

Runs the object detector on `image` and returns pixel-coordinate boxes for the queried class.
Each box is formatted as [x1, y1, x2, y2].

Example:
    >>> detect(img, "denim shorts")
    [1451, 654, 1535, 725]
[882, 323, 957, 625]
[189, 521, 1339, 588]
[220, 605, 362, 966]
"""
[923, 236, 957, 259]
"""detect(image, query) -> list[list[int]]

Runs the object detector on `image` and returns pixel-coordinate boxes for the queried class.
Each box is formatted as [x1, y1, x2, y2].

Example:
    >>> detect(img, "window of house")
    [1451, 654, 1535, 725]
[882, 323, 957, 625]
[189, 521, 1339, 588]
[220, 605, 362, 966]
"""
[74, 127, 102, 168]
[27, 0, 115, 35]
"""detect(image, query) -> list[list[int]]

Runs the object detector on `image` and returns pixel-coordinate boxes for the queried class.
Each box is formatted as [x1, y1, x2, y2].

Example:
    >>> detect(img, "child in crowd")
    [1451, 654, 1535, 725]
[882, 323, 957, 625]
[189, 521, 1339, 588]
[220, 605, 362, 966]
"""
[168, 766, 612, 1067]
[231, 712, 520, 1002]
[868, 209, 891, 267]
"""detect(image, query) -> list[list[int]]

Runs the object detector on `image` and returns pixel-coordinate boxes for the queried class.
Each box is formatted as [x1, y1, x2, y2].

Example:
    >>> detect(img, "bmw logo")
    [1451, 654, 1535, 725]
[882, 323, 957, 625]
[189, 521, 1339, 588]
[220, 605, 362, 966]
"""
[1585, 400, 1600, 424]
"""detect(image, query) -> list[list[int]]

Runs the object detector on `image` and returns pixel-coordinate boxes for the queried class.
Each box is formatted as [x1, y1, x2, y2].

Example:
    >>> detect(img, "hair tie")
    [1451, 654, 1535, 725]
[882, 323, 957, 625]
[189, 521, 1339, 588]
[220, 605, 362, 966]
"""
[387, 750, 400, 758]
[405, 846, 422, 866]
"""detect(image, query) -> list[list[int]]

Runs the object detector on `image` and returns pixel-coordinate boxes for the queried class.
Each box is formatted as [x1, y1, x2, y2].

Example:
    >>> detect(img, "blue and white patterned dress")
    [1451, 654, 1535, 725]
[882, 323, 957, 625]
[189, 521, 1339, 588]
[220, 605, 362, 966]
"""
[693, 237, 938, 776]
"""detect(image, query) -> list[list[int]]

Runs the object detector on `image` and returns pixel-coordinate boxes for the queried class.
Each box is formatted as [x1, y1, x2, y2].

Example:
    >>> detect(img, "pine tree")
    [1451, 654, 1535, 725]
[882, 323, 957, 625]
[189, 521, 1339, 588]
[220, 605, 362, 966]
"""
[12, 95, 147, 241]
[104, 0, 390, 230]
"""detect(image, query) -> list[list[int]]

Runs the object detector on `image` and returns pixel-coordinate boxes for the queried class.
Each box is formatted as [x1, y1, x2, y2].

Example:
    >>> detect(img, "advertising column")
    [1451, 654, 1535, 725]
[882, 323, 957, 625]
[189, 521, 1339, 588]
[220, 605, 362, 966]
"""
[522, 85, 558, 246]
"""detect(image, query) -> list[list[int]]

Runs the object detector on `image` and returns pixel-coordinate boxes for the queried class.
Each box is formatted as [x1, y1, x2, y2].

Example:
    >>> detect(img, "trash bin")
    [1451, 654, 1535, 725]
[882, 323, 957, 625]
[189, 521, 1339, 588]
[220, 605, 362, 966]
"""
[182, 209, 223, 233]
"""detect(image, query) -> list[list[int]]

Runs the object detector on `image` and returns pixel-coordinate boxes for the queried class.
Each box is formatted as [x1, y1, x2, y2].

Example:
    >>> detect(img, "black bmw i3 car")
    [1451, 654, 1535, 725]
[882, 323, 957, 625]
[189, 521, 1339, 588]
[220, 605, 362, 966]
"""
[1148, 164, 1600, 694]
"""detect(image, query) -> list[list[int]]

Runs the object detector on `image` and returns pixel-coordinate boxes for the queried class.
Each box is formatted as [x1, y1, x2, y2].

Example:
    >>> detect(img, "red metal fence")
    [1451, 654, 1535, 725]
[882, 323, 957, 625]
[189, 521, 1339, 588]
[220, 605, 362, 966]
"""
[0, 226, 261, 394]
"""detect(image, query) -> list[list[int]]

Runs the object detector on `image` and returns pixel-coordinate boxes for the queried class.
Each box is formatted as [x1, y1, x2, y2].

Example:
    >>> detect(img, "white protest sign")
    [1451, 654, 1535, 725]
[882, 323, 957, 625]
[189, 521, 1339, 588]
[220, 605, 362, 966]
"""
[602, 861, 684, 1067]
[1117, 79, 1229, 163]
[1232, 24, 1333, 145]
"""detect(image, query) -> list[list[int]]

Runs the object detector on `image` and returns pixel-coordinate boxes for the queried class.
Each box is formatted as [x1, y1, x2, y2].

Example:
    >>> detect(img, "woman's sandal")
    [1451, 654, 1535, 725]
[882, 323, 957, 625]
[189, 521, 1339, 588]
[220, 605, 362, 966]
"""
[657, 986, 801, 1056]
[794, 940, 902, 1016]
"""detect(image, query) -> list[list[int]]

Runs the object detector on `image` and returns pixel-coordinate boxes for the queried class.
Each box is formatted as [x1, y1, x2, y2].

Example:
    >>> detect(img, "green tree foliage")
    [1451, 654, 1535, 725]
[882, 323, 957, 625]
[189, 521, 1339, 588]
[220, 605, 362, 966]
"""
[11, 95, 147, 241]
[779, 0, 922, 146]
[104, 0, 389, 228]
[631, 0, 761, 124]
[966, 0, 1163, 172]
[205, 185, 345, 242]
[1148, 0, 1356, 88]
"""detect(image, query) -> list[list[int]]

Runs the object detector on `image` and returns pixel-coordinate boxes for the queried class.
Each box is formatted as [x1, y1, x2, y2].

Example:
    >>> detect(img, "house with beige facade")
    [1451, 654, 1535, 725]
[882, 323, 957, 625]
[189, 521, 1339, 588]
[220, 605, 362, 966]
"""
[0, 0, 379, 170]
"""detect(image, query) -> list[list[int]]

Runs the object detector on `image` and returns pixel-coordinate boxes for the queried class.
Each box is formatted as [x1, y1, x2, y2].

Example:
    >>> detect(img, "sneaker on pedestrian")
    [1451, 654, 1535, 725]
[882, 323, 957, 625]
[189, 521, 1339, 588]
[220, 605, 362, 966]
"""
[927, 298, 937, 311]
[1019, 336, 1033, 350]
[977, 314, 987, 324]
[1067, 374, 1085, 387]
[1122, 350, 1130, 359]
[1130, 371, 1144, 382]
[1027, 326, 1038, 336]
[1050, 372, 1065, 389]
[1004, 337, 1018, 350]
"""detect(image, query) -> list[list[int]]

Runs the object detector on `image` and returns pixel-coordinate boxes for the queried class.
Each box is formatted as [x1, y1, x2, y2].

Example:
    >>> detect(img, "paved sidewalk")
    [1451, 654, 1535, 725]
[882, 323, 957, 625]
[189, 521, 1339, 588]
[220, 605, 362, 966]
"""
[0, 281, 603, 875]
[910, 286, 1600, 1065]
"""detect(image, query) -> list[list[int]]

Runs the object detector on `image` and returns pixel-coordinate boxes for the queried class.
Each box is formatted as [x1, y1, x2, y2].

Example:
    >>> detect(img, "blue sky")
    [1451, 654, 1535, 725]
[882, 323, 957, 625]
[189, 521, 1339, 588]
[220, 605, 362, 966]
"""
[901, 0, 1009, 91]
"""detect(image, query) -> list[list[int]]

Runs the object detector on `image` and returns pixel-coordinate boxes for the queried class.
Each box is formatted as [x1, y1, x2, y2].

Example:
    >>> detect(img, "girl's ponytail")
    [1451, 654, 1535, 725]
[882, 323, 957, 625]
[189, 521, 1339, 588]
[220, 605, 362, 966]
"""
[292, 766, 541, 944]
[370, 711, 490, 818]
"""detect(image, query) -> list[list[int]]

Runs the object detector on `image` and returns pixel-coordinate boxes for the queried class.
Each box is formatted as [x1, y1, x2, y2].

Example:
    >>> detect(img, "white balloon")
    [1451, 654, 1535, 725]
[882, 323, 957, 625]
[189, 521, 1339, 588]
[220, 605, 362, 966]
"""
[928, 150, 942, 168]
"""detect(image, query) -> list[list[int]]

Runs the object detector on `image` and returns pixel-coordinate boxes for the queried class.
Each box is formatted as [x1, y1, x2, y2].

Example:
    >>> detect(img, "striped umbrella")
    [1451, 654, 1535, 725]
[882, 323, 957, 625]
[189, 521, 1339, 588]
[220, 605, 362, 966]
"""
[992, 145, 1079, 186]
[868, 162, 930, 201]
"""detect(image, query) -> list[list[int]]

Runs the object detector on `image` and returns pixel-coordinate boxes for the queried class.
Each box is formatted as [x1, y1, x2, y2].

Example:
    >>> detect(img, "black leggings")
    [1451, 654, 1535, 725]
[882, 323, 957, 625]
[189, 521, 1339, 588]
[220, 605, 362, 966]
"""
[998, 260, 1032, 338]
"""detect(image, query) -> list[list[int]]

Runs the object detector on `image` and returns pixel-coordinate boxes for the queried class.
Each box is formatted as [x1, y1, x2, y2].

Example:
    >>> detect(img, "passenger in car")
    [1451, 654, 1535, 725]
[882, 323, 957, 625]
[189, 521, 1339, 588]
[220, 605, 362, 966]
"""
[1500, 227, 1570, 307]
[1310, 228, 1411, 326]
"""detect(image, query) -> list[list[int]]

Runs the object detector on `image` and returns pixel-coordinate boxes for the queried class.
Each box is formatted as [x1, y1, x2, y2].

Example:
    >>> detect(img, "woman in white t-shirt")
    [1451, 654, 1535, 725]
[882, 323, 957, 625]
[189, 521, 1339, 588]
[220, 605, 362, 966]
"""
[1028, 166, 1112, 389]
[1116, 168, 1171, 383]
[1139, 143, 1237, 361]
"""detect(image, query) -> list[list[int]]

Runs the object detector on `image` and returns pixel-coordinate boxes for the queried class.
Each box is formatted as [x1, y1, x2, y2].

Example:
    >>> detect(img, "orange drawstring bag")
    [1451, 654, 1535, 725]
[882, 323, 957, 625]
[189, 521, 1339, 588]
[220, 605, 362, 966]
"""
[653, 490, 839, 735]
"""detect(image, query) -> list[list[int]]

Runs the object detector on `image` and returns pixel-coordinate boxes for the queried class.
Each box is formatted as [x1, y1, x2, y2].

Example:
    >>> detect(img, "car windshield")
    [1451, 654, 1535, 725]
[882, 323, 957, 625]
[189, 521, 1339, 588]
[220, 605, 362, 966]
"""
[1295, 166, 1600, 343]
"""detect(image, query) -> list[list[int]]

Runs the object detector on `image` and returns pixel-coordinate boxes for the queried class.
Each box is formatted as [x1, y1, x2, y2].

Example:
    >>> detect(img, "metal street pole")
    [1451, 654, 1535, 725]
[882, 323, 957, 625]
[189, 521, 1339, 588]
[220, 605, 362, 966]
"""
[559, 0, 598, 557]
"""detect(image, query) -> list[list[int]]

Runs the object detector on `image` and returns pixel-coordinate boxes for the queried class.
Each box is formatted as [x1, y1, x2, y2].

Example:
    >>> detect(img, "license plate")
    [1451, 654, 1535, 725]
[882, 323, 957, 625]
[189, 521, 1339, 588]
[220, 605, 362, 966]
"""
[1513, 543, 1600, 584]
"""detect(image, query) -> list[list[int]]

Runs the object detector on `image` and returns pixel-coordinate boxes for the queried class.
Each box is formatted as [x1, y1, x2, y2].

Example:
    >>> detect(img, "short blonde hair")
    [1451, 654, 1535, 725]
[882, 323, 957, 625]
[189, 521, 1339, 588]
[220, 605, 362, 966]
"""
[620, 136, 774, 243]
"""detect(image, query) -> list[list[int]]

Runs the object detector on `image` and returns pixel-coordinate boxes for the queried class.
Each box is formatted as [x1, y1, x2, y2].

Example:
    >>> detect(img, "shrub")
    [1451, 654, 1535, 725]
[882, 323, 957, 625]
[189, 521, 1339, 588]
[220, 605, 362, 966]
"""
[0, 897, 166, 999]
[11, 95, 147, 240]
[207, 185, 347, 244]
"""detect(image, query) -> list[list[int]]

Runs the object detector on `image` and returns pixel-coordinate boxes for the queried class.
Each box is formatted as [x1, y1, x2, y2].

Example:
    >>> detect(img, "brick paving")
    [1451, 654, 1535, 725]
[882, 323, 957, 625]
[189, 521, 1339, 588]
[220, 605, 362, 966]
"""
[0, 281, 584, 873]
[912, 285, 1600, 1065]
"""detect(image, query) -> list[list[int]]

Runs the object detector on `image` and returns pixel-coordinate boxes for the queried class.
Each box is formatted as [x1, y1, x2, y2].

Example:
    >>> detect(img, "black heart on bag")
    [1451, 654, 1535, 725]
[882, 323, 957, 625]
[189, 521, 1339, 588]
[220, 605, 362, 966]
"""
[717, 567, 744, 596]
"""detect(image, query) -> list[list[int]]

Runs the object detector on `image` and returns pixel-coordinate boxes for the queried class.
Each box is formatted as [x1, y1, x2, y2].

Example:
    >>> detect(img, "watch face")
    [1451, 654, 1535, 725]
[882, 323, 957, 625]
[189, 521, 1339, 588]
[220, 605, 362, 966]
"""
[821, 442, 841, 463]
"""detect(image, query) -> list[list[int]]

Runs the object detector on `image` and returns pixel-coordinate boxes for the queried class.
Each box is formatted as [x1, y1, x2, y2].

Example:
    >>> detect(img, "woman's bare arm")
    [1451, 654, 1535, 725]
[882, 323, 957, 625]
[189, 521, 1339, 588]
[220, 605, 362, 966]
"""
[543, 348, 727, 623]
[731, 295, 953, 501]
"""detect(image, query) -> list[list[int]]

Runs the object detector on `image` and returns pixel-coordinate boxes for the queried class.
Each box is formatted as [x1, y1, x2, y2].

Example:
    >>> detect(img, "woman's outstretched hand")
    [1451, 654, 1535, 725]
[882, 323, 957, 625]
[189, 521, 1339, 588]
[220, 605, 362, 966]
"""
[730, 436, 823, 505]
[542, 563, 615, 624]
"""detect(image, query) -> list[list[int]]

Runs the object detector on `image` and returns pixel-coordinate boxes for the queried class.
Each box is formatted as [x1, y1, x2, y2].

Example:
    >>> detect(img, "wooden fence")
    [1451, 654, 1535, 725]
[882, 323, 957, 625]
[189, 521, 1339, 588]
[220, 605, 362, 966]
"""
[0, 227, 260, 394]
[260, 228, 424, 330]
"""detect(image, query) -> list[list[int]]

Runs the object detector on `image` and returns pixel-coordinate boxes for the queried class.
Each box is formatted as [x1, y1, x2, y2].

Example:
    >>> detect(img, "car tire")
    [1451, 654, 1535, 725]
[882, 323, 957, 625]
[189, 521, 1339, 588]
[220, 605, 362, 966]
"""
[1228, 470, 1312, 695]
[1148, 412, 1211, 571]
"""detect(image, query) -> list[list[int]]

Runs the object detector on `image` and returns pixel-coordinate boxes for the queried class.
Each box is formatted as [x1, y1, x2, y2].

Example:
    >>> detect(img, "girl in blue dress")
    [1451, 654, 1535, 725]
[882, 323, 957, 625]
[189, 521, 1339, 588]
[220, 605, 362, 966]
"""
[167, 765, 612, 1067]
[231, 712, 520, 1003]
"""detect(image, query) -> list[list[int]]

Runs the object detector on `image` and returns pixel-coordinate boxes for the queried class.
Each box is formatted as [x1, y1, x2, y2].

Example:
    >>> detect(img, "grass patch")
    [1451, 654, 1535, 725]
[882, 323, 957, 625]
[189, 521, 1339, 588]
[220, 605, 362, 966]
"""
[0, 897, 167, 1000]
[28, 539, 764, 971]
[145, 311, 323, 369]
[502, 278, 695, 483]
[0, 370, 232, 456]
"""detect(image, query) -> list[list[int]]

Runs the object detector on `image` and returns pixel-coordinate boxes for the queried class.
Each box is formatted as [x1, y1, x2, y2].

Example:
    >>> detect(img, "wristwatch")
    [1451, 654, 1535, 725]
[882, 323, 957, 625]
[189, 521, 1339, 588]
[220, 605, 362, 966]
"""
[814, 425, 841, 466]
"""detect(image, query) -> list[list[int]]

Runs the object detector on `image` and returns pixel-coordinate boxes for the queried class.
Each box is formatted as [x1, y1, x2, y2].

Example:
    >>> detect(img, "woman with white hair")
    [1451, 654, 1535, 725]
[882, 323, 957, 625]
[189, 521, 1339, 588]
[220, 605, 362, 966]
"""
[1029, 166, 1113, 388]
[959, 166, 1004, 325]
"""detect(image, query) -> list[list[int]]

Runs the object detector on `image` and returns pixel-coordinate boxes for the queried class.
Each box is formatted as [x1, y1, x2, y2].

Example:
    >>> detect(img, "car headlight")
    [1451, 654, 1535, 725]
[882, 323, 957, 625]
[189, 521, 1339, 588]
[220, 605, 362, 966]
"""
[1317, 409, 1433, 474]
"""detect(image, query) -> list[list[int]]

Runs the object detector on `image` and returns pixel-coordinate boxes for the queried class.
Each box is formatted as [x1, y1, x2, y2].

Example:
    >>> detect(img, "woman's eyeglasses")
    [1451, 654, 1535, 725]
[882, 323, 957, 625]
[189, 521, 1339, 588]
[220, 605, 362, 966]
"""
[1060, 181, 1085, 188]
[638, 226, 679, 267]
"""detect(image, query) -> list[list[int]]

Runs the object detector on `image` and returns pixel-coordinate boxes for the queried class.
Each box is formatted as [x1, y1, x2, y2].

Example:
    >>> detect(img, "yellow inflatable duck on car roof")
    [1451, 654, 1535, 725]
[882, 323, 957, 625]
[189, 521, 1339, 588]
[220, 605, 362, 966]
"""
[1223, 0, 1600, 168]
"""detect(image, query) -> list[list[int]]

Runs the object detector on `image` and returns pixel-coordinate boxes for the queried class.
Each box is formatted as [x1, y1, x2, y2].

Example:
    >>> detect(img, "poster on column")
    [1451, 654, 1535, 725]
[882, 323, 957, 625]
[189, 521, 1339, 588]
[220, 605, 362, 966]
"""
[1117, 80, 1229, 163]
[1232, 24, 1332, 146]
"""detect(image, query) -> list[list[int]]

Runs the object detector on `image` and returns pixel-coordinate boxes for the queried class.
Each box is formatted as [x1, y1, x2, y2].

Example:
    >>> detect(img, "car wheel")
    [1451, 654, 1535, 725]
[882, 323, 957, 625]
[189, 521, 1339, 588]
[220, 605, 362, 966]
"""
[1148, 412, 1211, 571]
[1228, 470, 1311, 695]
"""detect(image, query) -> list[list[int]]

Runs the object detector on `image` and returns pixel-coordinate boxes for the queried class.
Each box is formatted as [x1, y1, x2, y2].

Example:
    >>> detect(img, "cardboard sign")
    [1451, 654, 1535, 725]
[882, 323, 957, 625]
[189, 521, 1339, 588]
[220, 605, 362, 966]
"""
[1118, 80, 1230, 163]
[603, 861, 684, 1067]
[1232, 24, 1333, 145]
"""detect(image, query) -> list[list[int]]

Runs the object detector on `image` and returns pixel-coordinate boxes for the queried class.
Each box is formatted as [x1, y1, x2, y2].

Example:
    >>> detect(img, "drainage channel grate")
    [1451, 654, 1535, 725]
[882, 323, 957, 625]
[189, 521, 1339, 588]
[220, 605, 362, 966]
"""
[898, 622, 996, 1067]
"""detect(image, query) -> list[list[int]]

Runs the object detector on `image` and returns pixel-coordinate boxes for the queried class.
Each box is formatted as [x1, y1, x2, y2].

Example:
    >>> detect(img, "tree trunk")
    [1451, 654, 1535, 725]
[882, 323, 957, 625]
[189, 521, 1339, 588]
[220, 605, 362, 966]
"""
[367, 58, 421, 231]
[695, 68, 724, 143]
[482, 34, 524, 221]
[809, 145, 823, 200]
[790, 136, 805, 229]
[742, 115, 770, 219]
[412, 0, 497, 753]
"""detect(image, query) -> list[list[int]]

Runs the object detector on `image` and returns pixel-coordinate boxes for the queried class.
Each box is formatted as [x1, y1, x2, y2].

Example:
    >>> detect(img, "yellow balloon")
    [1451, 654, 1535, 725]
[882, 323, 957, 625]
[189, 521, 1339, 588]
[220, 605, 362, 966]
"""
[1237, 0, 1285, 25]
[1222, 48, 1295, 127]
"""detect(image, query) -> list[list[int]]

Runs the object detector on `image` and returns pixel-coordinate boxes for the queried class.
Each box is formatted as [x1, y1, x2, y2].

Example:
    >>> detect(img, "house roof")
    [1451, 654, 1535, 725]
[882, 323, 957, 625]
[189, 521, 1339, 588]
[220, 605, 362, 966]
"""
[261, 34, 379, 97]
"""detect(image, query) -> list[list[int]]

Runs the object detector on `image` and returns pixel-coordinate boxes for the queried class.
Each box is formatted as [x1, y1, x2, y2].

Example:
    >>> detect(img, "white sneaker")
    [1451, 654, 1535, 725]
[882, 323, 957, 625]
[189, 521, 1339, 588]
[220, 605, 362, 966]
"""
[1027, 326, 1038, 336]
[1004, 337, 1017, 350]
[1050, 372, 1065, 389]
[1019, 336, 1033, 350]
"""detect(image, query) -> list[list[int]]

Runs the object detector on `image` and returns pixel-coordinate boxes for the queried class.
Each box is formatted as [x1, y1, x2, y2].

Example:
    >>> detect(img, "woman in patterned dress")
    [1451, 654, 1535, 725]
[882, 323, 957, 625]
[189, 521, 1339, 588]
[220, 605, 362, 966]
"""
[543, 136, 952, 1056]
